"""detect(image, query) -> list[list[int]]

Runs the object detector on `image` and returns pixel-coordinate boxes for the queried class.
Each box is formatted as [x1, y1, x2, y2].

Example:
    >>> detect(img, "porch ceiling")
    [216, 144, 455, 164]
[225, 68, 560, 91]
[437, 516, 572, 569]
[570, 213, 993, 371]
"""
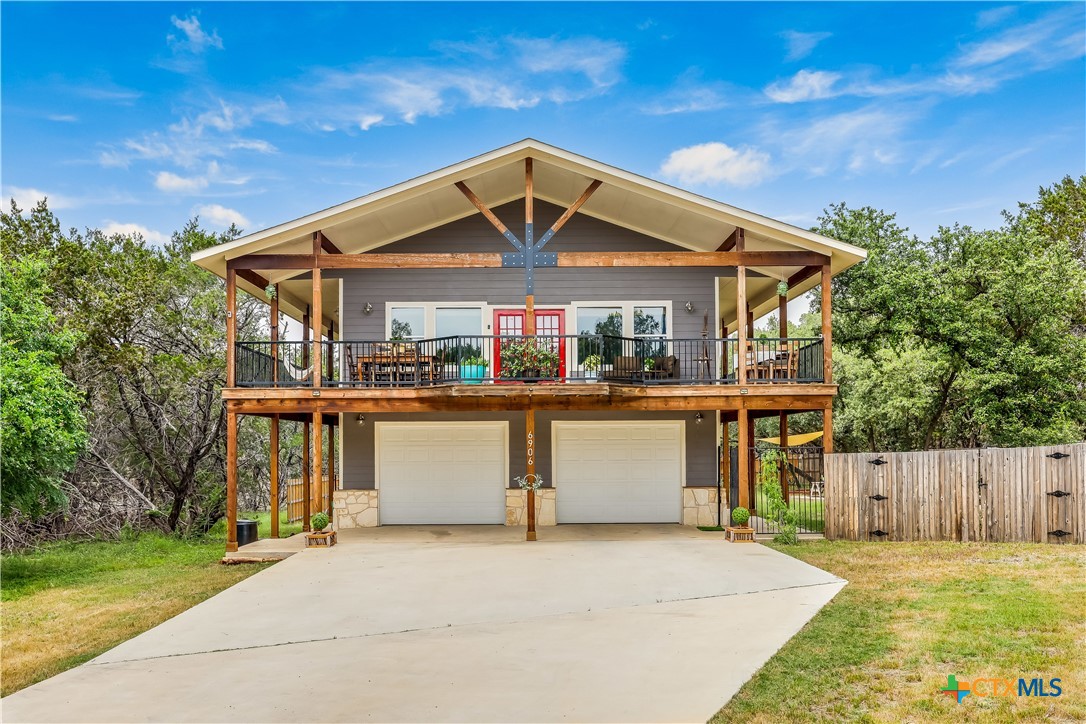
[193, 139, 866, 325]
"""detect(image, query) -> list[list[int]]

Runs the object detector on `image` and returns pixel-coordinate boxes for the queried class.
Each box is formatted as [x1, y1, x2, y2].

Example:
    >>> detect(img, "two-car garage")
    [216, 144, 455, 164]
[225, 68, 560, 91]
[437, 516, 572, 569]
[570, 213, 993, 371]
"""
[374, 420, 685, 525]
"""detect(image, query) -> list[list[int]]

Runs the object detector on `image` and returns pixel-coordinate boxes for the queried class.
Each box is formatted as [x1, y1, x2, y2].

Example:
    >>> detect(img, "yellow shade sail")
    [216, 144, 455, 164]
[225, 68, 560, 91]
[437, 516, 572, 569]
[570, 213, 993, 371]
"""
[757, 430, 825, 447]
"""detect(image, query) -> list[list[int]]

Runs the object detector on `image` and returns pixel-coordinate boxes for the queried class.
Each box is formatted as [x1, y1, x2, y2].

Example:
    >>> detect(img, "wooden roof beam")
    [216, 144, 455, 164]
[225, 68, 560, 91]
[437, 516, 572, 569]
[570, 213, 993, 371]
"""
[454, 181, 524, 251]
[717, 227, 744, 252]
[535, 179, 602, 250]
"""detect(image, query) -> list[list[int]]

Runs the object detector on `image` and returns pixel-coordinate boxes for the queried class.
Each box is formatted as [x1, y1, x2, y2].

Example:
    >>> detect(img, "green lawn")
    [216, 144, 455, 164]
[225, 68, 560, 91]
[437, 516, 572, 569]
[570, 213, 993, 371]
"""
[752, 490, 825, 533]
[712, 540, 1085, 723]
[0, 531, 271, 696]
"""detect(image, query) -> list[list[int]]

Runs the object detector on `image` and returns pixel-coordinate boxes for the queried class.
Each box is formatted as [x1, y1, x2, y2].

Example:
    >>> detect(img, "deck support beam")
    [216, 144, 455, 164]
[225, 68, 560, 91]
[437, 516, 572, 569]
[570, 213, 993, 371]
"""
[737, 408, 750, 511]
[225, 410, 238, 552]
[312, 410, 323, 526]
[301, 309, 311, 531]
[526, 408, 537, 541]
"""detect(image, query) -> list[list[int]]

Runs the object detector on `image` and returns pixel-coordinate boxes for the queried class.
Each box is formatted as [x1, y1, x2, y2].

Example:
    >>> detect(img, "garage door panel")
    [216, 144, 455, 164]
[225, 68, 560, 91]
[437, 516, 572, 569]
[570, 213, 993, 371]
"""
[555, 422, 682, 524]
[378, 423, 507, 525]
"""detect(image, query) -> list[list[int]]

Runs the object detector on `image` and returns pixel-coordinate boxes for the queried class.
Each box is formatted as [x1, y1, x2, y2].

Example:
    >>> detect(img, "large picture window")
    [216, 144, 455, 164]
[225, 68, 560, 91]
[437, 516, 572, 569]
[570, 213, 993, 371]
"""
[576, 306, 623, 360]
[386, 303, 485, 344]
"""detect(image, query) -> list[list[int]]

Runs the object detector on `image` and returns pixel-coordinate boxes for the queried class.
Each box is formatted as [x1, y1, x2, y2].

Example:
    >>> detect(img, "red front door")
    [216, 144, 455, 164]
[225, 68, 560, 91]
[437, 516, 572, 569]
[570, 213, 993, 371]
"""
[493, 309, 566, 378]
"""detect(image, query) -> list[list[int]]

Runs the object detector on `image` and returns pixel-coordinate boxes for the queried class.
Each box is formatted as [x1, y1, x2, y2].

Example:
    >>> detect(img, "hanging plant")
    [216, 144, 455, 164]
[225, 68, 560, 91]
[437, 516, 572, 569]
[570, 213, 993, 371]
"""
[776, 281, 789, 297]
[265, 284, 277, 300]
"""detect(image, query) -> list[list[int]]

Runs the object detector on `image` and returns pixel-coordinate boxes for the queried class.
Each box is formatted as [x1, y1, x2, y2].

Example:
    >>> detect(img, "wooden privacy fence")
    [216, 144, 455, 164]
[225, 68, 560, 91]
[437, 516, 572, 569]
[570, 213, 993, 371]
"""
[825, 444, 1085, 543]
[286, 477, 330, 523]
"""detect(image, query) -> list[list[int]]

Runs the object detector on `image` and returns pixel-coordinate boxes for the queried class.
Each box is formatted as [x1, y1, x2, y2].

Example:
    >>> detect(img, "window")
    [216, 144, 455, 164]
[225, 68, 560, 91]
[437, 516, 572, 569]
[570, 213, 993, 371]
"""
[389, 307, 425, 340]
[576, 306, 623, 360]
[635, 306, 668, 356]
[436, 307, 484, 361]
[435, 307, 482, 337]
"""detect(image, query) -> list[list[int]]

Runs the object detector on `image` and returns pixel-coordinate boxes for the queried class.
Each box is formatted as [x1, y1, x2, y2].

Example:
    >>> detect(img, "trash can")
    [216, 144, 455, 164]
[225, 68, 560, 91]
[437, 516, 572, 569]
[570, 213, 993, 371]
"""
[236, 519, 258, 547]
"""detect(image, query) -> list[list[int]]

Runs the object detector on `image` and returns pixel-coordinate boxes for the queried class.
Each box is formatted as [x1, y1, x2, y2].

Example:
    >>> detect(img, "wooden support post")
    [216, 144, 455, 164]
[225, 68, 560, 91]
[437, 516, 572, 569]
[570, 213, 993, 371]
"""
[736, 267, 747, 385]
[270, 285, 279, 386]
[270, 415, 280, 538]
[327, 422, 336, 519]
[312, 241, 323, 389]
[737, 408, 750, 511]
[525, 295, 535, 335]
[821, 264, 832, 385]
[746, 411, 757, 510]
[722, 420, 731, 507]
[526, 409, 537, 541]
[823, 406, 834, 454]
[226, 410, 238, 552]
[226, 269, 237, 388]
[312, 411, 323, 524]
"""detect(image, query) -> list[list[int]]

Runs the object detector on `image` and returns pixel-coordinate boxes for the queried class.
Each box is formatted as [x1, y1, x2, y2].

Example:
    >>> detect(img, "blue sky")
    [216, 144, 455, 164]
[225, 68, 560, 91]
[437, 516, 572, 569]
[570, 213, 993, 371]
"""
[2, 2, 1083, 244]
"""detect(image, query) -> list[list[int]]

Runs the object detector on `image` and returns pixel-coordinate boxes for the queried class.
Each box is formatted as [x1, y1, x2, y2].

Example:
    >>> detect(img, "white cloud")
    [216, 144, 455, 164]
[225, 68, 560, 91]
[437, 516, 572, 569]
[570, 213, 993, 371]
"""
[195, 204, 250, 229]
[168, 15, 223, 54]
[772, 105, 912, 176]
[659, 142, 773, 187]
[101, 221, 170, 245]
[358, 114, 384, 131]
[780, 30, 832, 61]
[46, 114, 78, 123]
[154, 171, 209, 193]
[976, 6, 1017, 29]
[955, 6, 1085, 70]
[765, 70, 842, 103]
[3, 186, 76, 210]
[512, 37, 626, 89]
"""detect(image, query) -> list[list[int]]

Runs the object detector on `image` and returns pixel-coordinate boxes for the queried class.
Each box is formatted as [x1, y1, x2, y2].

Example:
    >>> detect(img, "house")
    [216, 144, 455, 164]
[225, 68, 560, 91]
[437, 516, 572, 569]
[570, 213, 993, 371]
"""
[191, 139, 867, 551]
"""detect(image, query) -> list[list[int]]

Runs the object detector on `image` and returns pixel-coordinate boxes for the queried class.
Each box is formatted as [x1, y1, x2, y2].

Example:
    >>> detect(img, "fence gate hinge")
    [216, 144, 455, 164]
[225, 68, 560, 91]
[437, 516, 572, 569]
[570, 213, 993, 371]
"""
[1046, 452, 1070, 460]
[869, 529, 888, 538]
[1048, 530, 1070, 538]
[869, 457, 887, 466]
[868, 494, 888, 501]
[1046, 490, 1071, 498]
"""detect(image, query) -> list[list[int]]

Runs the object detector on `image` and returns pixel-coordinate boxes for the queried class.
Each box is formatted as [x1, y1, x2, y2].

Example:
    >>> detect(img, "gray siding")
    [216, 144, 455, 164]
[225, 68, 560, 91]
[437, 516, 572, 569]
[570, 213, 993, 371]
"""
[341, 410, 718, 491]
[331, 199, 736, 341]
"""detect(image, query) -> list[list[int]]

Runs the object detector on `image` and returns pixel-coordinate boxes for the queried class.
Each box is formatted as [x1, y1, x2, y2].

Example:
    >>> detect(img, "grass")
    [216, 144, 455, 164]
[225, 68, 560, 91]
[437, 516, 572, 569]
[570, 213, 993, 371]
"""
[753, 489, 825, 533]
[712, 540, 1086, 723]
[0, 530, 273, 696]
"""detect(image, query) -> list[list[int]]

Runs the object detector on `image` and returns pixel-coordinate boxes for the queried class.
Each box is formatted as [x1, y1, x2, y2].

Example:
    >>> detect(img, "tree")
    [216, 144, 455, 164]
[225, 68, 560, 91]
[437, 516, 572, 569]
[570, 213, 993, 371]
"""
[0, 255, 87, 517]
[815, 193, 1086, 451]
[1013, 175, 1086, 265]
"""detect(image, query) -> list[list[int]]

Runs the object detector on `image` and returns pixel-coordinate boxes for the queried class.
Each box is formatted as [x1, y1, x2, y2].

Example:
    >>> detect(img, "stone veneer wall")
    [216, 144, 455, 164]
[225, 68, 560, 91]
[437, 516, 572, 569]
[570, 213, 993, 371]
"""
[505, 488, 556, 526]
[333, 490, 379, 528]
[682, 488, 720, 527]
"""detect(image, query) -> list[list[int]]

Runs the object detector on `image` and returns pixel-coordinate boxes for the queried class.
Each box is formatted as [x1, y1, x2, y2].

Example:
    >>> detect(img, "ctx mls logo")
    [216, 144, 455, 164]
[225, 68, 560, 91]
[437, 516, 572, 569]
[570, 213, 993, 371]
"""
[940, 675, 1062, 704]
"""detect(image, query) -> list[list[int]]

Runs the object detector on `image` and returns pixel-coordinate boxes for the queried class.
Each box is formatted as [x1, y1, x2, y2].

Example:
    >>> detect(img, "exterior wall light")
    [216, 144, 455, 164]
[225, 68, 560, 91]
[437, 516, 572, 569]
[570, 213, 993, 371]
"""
[363, 303, 373, 315]
[356, 414, 366, 426]
[685, 301, 694, 313]
[694, 412, 704, 425]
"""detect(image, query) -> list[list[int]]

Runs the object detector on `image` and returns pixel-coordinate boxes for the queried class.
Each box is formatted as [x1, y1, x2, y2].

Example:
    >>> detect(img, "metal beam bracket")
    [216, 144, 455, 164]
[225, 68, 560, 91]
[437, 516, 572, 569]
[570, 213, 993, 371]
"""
[502, 252, 557, 268]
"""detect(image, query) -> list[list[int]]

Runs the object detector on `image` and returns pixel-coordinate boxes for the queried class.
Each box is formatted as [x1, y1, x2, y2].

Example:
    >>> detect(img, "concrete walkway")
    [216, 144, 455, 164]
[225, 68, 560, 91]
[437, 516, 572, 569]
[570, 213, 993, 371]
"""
[2, 525, 845, 723]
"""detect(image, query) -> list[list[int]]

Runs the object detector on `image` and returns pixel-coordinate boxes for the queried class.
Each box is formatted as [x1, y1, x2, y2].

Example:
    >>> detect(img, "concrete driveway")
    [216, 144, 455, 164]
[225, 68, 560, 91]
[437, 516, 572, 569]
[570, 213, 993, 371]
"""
[3, 526, 844, 723]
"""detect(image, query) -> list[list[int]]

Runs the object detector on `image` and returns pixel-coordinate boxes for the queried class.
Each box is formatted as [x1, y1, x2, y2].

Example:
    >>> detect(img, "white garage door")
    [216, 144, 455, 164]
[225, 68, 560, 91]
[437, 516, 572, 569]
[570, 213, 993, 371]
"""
[554, 422, 683, 523]
[377, 422, 508, 524]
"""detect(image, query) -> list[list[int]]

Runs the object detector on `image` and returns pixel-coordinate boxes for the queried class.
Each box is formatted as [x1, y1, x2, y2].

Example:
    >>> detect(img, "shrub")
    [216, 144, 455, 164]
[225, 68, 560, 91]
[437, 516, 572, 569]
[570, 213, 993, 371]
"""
[311, 512, 330, 532]
[731, 506, 750, 526]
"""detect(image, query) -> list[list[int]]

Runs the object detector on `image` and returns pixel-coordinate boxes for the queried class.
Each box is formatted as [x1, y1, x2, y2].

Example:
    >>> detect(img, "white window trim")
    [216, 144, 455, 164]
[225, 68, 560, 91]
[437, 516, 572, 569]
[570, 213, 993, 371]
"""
[386, 302, 488, 339]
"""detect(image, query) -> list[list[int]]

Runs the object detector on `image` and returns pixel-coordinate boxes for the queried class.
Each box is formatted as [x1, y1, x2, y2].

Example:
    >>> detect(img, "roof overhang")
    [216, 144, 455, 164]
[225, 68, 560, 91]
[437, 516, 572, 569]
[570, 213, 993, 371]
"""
[193, 139, 866, 325]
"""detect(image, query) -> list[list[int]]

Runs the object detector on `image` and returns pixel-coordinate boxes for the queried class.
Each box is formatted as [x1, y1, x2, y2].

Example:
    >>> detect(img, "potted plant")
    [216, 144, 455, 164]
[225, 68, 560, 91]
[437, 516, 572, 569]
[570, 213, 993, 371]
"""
[306, 512, 336, 547]
[582, 354, 602, 382]
[726, 506, 755, 543]
[459, 355, 488, 384]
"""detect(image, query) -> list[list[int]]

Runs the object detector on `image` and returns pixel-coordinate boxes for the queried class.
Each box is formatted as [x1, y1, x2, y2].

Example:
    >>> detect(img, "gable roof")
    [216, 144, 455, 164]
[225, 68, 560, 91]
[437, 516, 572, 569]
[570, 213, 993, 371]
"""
[192, 138, 866, 327]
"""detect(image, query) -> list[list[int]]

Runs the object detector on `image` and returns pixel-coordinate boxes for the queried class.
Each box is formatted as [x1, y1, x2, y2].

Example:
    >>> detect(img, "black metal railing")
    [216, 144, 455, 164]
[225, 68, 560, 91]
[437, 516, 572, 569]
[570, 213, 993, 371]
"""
[234, 335, 827, 388]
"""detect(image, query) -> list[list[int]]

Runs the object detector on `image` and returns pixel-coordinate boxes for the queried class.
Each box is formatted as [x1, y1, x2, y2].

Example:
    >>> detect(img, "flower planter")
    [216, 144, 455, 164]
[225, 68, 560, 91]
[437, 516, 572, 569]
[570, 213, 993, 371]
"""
[306, 530, 337, 547]
[725, 526, 756, 543]
[459, 364, 487, 384]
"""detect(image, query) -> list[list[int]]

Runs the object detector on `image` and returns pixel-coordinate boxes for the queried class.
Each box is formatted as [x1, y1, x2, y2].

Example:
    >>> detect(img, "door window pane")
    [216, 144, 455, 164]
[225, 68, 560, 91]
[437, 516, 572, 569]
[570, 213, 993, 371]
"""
[389, 307, 424, 340]
[634, 306, 667, 336]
